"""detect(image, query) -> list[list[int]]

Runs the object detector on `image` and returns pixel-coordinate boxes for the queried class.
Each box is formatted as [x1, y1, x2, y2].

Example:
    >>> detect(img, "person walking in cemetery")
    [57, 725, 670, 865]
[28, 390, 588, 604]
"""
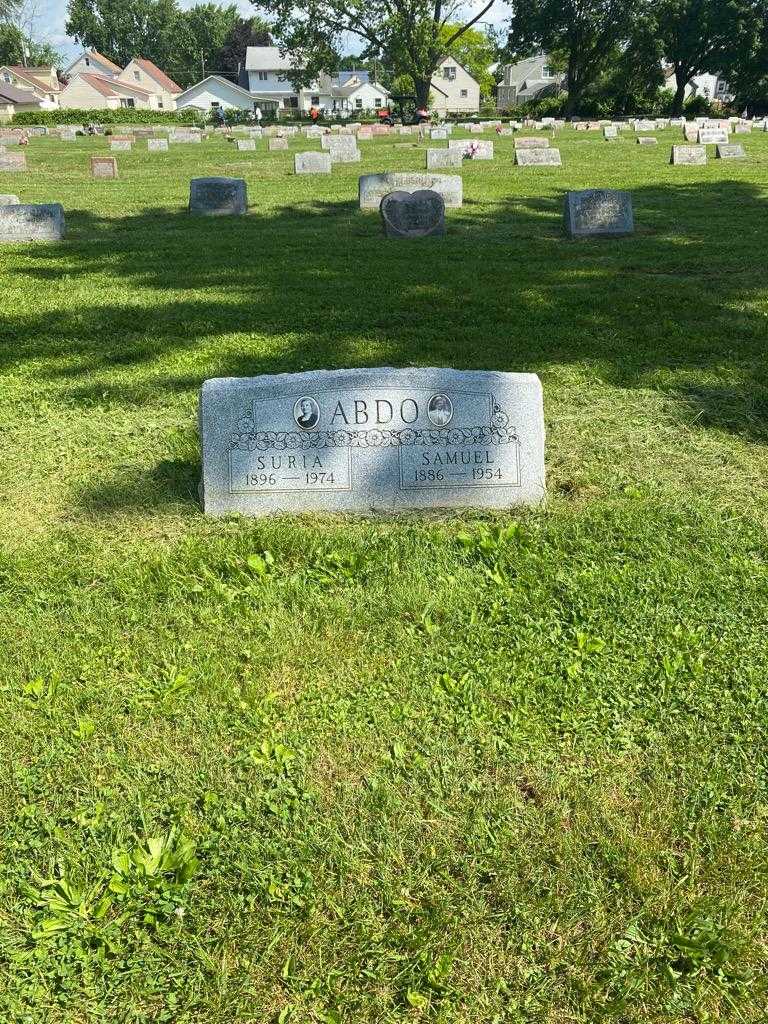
[310, 106, 320, 124]
[255, 106, 263, 125]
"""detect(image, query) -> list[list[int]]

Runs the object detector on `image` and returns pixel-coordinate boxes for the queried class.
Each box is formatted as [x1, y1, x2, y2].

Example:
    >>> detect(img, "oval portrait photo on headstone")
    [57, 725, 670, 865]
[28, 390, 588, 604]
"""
[427, 394, 453, 426]
[294, 396, 320, 430]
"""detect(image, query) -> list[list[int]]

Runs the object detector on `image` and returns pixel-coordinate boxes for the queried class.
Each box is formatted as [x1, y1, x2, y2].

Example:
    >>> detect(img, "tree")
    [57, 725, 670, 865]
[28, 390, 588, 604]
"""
[653, 0, 757, 115]
[251, 0, 497, 109]
[171, 3, 239, 85]
[65, 0, 182, 70]
[507, 0, 651, 115]
[0, 0, 19, 23]
[722, 0, 768, 112]
[0, 22, 60, 64]
[215, 15, 272, 78]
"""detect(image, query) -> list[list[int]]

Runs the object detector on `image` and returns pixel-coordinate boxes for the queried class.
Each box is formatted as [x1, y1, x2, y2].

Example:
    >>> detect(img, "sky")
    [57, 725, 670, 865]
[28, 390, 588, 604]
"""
[33, 0, 509, 67]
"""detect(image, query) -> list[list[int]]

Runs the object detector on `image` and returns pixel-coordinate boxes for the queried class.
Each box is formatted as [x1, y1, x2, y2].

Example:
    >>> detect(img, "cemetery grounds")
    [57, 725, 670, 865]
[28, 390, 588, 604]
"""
[1, 126, 767, 1022]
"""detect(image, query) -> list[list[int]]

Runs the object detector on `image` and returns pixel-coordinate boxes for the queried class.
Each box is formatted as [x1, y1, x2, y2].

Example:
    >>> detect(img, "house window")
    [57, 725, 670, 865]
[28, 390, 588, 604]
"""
[120, 98, 135, 108]
[283, 96, 298, 108]
[443, 66, 456, 81]
[716, 80, 727, 94]
[355, 97, 363, 108]
[133, 70, 140, 81]
[258, 71, 268, 81]
[85, 57, 90, 66]
[542, 65, 553, 78]
[460, 89, 468, 98]
[158, 99, 163, 109]
[311, 95, 319, 105]
[2, 72, 11, 83]
[374, 97, 382, 106]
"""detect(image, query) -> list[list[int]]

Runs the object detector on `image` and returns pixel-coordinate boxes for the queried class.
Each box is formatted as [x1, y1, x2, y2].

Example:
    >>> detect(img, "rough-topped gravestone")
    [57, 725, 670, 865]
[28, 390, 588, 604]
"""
[637, 136, 657, 145]
[148, 139, 169, 152]
[698, 128, 728, 144]
[189, 177, 247, 216]
[199, 367, 545, 515]
[671, 145, 707, 165]
[90, 155, 118, 179]
[0, 194, 20, 205]
[515, 136, 549, 149]
[359, 171, 462, 210]
[236, 139, 256, 151]
[295, 151, 332, 174]
[426, 148, 463, 170]
[0, 151, 26, 172]
[0, 203, 65, 242]
[716, 143, 746, 159]
[268, 137, 288, 151]
[564, 189, 633, 238]
[515, 148, 562, 166]
[380, 189, 445, 240]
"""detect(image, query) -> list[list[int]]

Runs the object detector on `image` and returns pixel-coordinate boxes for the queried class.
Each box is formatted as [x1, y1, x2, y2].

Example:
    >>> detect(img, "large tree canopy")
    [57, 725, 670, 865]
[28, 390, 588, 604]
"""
[216, 15, 272, 78]
[169, 2, 239, 85]
[507, 0, 652, 115]
[65, 0, 181, 70]
[0, 22, 61, 64]
[251, 0, 497, 108]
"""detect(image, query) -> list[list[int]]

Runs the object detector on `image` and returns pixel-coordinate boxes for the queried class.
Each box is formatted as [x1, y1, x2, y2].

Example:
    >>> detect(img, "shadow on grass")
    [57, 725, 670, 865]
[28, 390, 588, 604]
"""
[3, 180, 768, 458]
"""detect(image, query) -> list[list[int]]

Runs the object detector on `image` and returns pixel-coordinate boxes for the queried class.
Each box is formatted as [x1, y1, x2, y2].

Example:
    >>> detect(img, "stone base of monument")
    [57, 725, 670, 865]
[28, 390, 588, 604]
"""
[0, 203, 65, 242]
[564, 189, 634, 238]
[199, 368, 545, 516]
[380, 190, 445, 239]
[189, 178, 247, 216]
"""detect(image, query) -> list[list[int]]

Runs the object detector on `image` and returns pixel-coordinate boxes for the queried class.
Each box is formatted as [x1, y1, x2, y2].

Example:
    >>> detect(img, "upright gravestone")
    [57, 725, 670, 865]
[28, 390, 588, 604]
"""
[237, 139, 256, 151]
[515, 148, 562, 167]
[426, 149, 463, 170]
[327, 136, 361, 163]
[189, 177, 247, 216]
[671, 145, 707, 165]
[148, 139, 169, 152]
[636, 136, 657, 145]
[430, 128, 447, 141]
[603, 125, 618, 140]
[698, 128, 728, 144]
[716, 143, 746, 159]
[359, 171, 462, 210]
[0, 151, 26, 172]
[564, 189, 633, 238]
[110, 140, 131, 152]
[90, 155, 118, 179]
[448, 139, 493, 160]
[515, 136, 549, 149]
[380, 189, 445, 239]
[268, 137, 288, 152]
[0, 203, 65, 242]
[199, 368, 546, 515]
[0, 194, 20, 206]
[295, 151, 332, 174]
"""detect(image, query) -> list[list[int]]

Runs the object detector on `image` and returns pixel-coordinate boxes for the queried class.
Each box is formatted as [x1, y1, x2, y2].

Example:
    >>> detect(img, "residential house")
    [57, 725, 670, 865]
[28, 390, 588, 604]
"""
[430, 57, 480, 114]
[242, 47, 301, 109]
[0, 65, 61, 108]
[64, 50, 123, 81]
[175, 74, 278, 114]
[0, 81, 43, 121]
[662, 66, 734, 105]
[311, 72, 390, 114]
[495, 55, 564, 109]
[59, 73, 160, 110]
[117, 59, 182, 111]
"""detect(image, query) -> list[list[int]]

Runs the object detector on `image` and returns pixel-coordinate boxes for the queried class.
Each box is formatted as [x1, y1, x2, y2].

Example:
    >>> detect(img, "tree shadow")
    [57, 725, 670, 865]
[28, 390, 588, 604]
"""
[3, 177, 767, 516]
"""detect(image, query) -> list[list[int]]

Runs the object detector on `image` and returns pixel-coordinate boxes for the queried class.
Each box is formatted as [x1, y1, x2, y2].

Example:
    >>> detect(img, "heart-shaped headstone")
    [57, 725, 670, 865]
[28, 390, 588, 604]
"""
[380, 189, 445, 239]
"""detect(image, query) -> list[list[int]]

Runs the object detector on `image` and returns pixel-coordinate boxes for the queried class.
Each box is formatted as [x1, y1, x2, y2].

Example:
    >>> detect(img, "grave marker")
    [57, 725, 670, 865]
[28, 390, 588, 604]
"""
[295, 151, 332, 174]
[716, 143, 746, 159]
[189, 177, 247, 216]
[199, 368, 546, 515]
[0, 151, 26, 172]
[359, 171, 462, 209]
[515, 148, 562, 166]
[0, 203, 65, 242]
[564, 189, 633, 237]
[380, 189, 445, 239]
[90, 155, 118, 179]
[671, 145, 707, 165]
[268, 137, 289, 151]
[426, 149, 463, 170]
[237, 139, 256, 151]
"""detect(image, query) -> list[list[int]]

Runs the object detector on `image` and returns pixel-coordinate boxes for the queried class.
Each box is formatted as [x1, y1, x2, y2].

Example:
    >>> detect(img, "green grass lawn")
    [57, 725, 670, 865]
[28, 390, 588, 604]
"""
[1, 126, 767, 1023]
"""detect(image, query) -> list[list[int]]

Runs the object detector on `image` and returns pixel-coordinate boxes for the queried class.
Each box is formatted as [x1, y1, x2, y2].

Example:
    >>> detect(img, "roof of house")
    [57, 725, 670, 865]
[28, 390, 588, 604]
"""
[2, 66, 61, 93]
[331, 77, 390, 99]
[432, 57, 480, 86]
[75, 72, 154, 98]
[0, 82, 42, 105]
[245, 46, 296, 72]
[176, 74, 255, 102]
[129, 58, 182, 94]
[87, 50, 123, 74]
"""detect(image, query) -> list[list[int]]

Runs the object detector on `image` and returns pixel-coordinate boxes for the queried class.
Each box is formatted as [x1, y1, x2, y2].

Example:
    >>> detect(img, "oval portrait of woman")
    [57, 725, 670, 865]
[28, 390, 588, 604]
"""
[427, 394, 453, 427]
[294, 396, 320, 430]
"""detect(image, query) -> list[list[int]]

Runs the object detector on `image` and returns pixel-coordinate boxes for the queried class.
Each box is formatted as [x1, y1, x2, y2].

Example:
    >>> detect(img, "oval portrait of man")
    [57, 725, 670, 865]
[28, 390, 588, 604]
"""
[294, 396, 320, 430]
[427, 394, 453, 427]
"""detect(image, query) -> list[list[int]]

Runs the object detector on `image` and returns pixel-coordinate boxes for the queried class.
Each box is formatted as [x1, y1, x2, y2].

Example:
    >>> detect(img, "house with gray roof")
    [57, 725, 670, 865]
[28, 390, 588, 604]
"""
[496, 55, 564, 109]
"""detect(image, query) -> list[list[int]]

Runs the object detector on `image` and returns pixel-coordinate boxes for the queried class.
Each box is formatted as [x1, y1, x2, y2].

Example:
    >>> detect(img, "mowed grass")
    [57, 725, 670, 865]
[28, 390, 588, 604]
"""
[1, 127, 767, 1023]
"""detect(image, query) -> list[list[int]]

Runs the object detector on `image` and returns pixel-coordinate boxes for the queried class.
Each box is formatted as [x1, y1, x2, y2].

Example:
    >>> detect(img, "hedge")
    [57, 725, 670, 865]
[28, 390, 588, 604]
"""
[11, 108, 202, 127]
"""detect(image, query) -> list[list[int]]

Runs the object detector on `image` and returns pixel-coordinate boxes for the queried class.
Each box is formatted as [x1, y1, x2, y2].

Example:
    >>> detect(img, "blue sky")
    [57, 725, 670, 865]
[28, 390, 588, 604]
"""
[35, 0, 508, 66]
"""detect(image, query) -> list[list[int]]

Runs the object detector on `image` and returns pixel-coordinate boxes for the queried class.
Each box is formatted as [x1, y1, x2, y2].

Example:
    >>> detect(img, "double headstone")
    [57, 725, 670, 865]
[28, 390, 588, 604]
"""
[359, 171, 462, 210]
[515, 148, 562, 166]
[716, 143, 746, 159]
[448, 139, 493, 160]
[514, 136, 549, 149]
[90, 155, 118, 179]
[268, 137, 288, 151]
[199, 368, 546, 515]
[237, 139, 256, 152]
[671, 145, 707, 165]
[0, 203, 65, 242]
[326, 136, 361, 163]
[426, 149, 463, 170]
[295, 151, 332, 174]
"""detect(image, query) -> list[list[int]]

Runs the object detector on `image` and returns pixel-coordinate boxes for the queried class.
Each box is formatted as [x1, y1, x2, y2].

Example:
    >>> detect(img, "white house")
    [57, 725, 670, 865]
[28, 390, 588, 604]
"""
[241, 50, 389, 114]
[496, 55, 564, 109]
[662, 67, 734, 105]
[310, 72, 390, 114]
[64, 50, 123, 81]
[243, 47, 302, 109]
[60, 73, 160, 110]
[0, 65, 61, 108]
[117, 59, 182, 111]
[175, 74, 278, 114]
[430, 57, 480, 114]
